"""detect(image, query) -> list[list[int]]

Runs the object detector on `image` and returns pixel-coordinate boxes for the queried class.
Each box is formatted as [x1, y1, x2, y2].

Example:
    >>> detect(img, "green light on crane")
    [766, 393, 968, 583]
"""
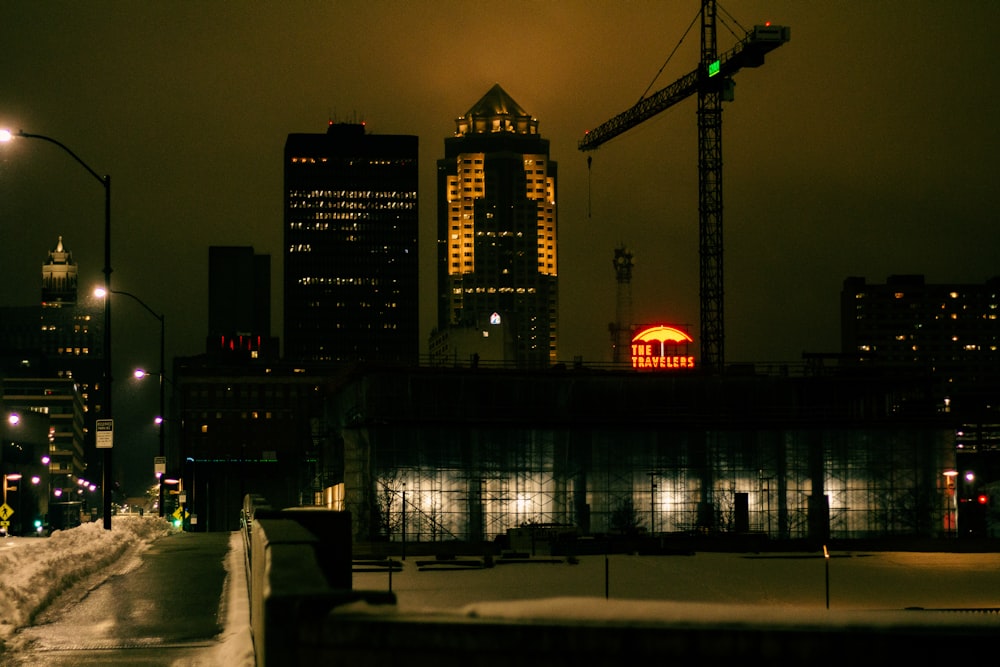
[708, 60, 721, 77]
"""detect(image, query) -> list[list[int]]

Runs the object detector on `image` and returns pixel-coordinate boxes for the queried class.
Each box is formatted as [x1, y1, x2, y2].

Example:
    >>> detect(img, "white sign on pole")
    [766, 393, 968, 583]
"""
[154, 456, 167, 475]
[96, 419, 114, 448]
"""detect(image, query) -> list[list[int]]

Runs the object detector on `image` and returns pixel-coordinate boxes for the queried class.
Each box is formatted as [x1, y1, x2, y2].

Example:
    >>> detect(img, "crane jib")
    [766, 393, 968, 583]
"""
[578, 24, 789, 152]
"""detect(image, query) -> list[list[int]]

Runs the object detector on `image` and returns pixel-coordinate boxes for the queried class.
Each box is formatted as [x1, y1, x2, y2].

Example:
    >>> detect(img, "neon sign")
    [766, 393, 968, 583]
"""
[630, 325, 696, 371]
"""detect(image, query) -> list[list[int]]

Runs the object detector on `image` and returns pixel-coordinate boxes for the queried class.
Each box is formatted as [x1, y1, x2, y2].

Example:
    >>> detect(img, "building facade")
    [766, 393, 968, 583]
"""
[1, 377, 88, 532]
[207, 245, 278, 361]
[283, 123, 419, 364]
[170, 356, 332, 531]
[435, 84, 559, 368]
[330, 364, 960, 546]
[0, 237, 101, 513]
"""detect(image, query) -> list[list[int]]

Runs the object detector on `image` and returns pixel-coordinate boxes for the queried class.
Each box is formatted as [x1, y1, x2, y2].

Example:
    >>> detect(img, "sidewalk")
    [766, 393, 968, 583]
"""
[1, 531, 253, 666]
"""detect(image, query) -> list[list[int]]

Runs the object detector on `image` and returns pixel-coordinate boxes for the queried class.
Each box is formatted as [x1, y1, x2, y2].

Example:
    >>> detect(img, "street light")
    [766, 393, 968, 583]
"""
[1, 128, 113, 531]
[96, 288, 166, 517]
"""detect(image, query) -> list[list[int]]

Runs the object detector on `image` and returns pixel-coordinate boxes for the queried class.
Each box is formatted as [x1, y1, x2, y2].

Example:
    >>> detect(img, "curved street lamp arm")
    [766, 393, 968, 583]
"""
[14, 131, 109, 187]
[111, 289, 164, 324]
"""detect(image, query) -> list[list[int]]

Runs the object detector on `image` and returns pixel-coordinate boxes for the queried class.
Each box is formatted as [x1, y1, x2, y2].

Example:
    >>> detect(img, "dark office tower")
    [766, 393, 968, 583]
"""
[283, 122, 419, 364]
[436, 84, 558, 368]
[207, 246, 277, 361]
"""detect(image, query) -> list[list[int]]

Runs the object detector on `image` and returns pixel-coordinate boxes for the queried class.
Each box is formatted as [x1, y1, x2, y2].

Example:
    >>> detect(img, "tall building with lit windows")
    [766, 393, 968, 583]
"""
[435, 84, 558, 368]
[283, 123, 419, 363]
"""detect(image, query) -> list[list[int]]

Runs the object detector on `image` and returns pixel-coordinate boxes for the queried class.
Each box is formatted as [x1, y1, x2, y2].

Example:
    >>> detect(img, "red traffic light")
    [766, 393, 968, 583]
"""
[977, 494, 989, 505]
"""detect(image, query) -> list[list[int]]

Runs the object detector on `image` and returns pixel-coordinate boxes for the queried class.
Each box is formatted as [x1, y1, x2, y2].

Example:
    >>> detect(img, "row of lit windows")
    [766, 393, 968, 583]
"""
[288, 219, 417, 232]
[450, 286, 539, 295]
[856, 343, 998, 353]
[291, 188, 416, 199]
[292, 212, 416, 222]
[297, 276, 378, 286]
[56, 347, 91, 355]
[289, 157, 415, 167]
[289, 200, 415, 212]
[456, 118, 538, 136]
[856, 291, 998, 307]
[289, 246, 411, 257]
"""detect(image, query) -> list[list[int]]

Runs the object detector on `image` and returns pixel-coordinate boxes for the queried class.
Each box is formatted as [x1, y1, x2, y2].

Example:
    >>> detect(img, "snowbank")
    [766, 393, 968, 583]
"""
[0, 515, 174, 639]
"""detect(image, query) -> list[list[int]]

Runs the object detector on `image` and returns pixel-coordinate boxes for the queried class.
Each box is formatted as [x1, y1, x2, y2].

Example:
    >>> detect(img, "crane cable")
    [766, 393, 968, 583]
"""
[587, 155, 592, 219]
[638, 8, 700, 103]
[590, 8, 700, 220]
[587, 3, 747, 221]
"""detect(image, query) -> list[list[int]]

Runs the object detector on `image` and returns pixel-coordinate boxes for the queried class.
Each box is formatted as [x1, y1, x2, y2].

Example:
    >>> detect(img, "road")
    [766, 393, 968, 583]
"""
[0, 531, 237, 666]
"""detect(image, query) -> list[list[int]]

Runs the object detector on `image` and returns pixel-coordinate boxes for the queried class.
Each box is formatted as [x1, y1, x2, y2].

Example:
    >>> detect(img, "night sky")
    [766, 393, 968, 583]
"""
[2, 2, 998, 492]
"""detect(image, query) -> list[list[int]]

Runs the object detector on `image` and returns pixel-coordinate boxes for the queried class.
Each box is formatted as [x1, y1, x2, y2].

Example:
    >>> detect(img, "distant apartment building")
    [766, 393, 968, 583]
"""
[283, 123, 419, 364]
[841, 275, 1000, 399]
[1, 376, 87, 515]
[435, 84, 559, 368]
[841, 275, 1000, 499]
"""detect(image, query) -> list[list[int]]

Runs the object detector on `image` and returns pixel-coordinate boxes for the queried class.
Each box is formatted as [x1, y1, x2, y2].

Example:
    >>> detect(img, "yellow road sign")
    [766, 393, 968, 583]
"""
[0, 503, 13, 521]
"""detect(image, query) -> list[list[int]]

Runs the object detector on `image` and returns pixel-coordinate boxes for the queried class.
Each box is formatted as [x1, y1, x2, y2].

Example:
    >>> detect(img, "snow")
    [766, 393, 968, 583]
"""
[351, 550, 1000, 628]
[3, 520, 999, 664]
[0, 516, 171, 637]
[0, 516, 254, 665]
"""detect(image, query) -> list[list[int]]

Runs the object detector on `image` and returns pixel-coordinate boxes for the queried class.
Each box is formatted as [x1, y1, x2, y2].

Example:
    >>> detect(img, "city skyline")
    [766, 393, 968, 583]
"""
[1, 2, 997, 490]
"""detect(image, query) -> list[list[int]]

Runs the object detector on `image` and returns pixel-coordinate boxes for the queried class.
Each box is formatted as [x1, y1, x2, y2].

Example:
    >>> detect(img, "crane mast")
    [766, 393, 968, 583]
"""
[580, 0, 789, 373]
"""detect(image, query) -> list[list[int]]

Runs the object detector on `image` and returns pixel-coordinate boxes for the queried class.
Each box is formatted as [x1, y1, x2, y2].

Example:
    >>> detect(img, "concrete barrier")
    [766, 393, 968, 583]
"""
[242, 498, 395, 667]
[242, 496, 999, 665]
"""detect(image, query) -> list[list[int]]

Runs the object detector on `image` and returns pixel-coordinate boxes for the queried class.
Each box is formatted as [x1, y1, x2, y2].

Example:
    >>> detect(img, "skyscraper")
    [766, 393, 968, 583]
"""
[435, 84, 558, 367]
[283, 123, 419, 364]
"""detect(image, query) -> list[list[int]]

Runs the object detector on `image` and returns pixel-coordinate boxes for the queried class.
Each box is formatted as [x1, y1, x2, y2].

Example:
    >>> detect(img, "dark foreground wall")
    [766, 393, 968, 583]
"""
[244, 500, 999, 667]
[295, 609, 997, 667]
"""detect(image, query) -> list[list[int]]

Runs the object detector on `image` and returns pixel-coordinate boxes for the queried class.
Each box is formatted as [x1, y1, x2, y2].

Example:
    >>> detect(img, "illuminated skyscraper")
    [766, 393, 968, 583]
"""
[283, 123, 419, 363]
[435, 84, 558, 367]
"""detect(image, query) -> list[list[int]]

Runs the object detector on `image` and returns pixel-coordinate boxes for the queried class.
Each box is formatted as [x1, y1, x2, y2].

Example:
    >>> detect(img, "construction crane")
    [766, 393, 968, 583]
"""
[580, 0, 789, 374]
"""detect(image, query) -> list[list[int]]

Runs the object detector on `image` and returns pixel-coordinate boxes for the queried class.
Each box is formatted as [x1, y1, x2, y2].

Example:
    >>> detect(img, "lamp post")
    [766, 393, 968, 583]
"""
[3, 473, 22, 536]
[1, 129, 113, 531]
[944, 470, 958, 538]
[98, 288, 166, 517]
